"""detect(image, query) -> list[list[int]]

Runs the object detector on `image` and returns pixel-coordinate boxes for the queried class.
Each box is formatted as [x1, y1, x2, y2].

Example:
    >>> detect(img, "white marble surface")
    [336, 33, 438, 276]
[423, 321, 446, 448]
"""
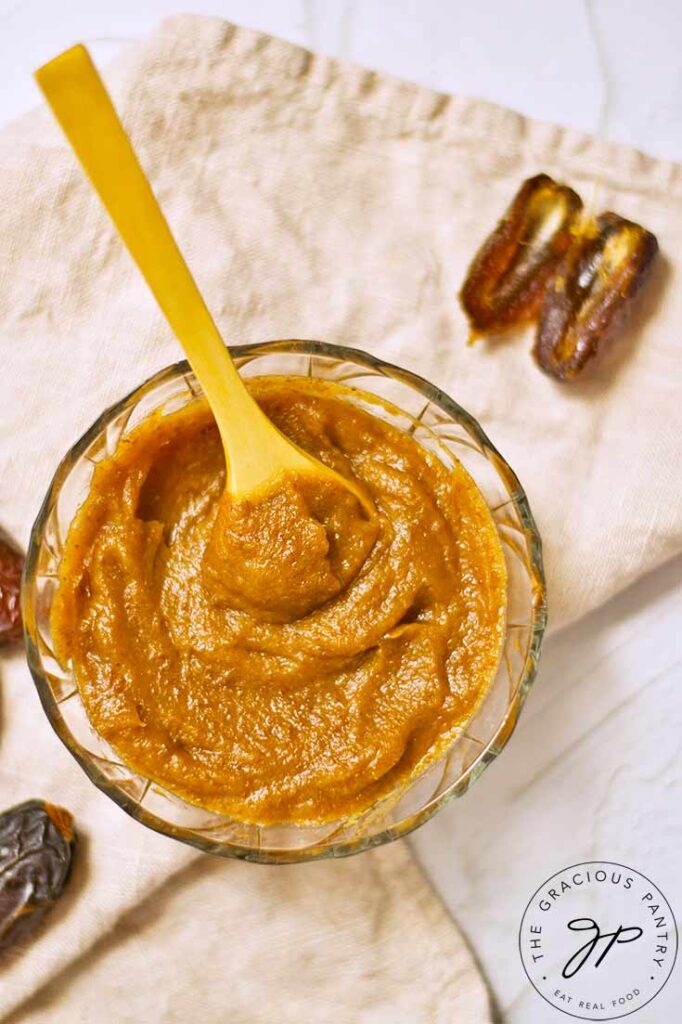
[1, 2, 680, 1022]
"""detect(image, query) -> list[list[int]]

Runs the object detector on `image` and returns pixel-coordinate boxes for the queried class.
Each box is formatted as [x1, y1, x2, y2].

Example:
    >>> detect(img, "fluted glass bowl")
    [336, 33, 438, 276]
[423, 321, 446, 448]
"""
[22, 340, 546, 863]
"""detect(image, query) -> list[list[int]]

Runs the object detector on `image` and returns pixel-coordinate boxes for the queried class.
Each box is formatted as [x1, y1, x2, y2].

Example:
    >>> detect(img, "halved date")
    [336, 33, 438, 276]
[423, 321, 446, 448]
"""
[533, 213, 658, 381]
[0, 532, 24, 647]
[0, 799, 76, 951]
[460, 174, 583, 335]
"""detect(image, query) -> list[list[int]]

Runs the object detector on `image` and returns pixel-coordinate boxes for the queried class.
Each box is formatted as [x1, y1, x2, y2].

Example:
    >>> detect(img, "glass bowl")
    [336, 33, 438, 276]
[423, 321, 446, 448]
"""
[22, 340, 546, 863]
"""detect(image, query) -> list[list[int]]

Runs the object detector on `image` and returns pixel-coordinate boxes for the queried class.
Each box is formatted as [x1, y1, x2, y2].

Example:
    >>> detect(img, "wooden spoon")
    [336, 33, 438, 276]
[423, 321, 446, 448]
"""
[35, 45, 371, 511]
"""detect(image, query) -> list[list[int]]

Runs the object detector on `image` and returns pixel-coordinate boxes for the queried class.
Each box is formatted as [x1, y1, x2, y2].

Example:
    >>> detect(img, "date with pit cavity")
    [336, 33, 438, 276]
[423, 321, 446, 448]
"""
[0, 532, 24, 647]
[460, 173, 583, 335]
[533, 212, 659, 381]
[0, 800, 76, 951]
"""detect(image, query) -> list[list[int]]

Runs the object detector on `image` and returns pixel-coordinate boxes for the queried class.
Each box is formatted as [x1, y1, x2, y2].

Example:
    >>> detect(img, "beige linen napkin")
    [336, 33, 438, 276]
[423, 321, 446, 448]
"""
[1, 13, 681, 1022]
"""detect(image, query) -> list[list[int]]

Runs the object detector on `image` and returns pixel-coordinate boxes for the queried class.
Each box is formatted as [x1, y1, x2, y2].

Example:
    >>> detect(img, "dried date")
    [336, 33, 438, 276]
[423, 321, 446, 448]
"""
[0, 800, 76, 951]
[533, 212, 658, 381]
[0, 532, 24, 647]
[460, 173, 583, 335]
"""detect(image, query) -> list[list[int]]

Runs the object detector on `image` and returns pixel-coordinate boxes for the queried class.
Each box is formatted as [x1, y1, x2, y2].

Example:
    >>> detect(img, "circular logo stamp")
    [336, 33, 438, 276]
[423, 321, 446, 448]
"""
[519, 862, 677, 1020]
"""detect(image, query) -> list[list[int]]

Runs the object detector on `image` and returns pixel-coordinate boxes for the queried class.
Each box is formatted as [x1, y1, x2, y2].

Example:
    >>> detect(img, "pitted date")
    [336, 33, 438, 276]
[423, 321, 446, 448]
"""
[460, 174, 583, 335]
[0, 800, 76, 950]
[0, 532, 24, 647]
[533, 213, 658, 380]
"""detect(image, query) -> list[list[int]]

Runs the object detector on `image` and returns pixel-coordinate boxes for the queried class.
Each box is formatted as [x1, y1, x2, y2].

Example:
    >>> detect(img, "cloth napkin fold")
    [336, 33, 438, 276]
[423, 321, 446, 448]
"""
[1, 13, 680, 1022]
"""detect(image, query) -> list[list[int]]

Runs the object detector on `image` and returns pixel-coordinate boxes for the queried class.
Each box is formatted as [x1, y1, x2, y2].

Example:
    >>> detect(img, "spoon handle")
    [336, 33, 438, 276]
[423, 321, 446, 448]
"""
[35, 45, 256, 434]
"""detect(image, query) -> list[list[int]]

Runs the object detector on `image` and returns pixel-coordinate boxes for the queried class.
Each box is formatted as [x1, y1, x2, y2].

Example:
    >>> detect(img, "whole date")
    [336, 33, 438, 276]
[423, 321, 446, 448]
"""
[0, 799, 76, 950]
[0, 532, 24, 647]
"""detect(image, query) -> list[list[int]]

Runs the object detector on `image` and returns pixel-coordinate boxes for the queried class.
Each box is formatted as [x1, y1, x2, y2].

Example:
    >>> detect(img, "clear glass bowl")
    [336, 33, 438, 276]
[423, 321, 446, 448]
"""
[22, 340, 546, 863]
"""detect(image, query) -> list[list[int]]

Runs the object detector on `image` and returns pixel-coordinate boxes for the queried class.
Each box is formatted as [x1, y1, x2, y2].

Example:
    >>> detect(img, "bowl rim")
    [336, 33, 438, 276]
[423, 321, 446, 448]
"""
[22, 338, 547, 863]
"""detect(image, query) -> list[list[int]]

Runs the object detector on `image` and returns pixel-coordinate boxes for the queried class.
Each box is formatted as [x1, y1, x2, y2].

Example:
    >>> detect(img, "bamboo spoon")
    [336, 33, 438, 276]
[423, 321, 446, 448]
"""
[35, 45, 372, 511]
